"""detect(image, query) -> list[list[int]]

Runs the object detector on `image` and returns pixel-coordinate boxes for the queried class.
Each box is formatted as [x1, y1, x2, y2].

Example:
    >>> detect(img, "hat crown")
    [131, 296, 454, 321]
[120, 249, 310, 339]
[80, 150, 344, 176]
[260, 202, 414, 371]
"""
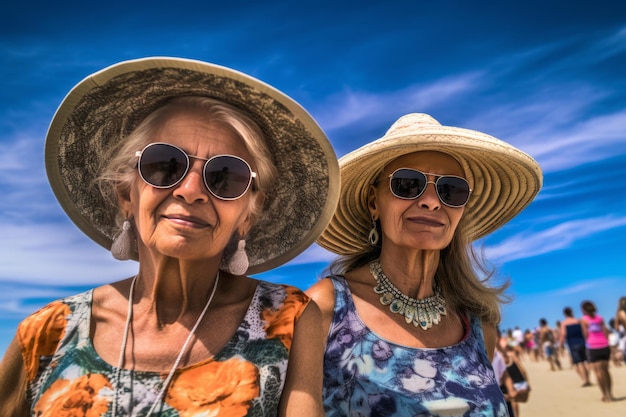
[385, 113, 441, 136]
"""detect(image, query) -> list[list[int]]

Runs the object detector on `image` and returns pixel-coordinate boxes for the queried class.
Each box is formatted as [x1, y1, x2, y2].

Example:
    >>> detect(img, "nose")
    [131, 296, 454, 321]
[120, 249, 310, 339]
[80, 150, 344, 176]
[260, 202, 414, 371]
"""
[172, 160, 209, 204]
[417, 180, 441, 210]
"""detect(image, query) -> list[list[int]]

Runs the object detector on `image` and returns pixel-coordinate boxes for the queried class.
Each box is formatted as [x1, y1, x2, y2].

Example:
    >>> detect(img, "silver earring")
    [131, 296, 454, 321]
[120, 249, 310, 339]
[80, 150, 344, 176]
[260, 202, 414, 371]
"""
[227, 239, 249, 275]
[111, 220, 137, 260]
[368, 219, 380, 246]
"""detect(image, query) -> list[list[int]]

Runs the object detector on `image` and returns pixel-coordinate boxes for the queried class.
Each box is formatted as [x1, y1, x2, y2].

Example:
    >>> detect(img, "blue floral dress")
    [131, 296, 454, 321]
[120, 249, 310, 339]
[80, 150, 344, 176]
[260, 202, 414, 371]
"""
[323, 276, 509, 417]
[17, 281, 309, 416]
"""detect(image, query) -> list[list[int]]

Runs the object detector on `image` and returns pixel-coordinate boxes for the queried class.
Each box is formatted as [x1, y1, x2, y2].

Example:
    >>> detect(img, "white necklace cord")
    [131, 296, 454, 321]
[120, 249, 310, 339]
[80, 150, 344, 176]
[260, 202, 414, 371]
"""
[145, 271, 220, 417]
[113, 272, 220, 417]
[112, 275, 137, 416]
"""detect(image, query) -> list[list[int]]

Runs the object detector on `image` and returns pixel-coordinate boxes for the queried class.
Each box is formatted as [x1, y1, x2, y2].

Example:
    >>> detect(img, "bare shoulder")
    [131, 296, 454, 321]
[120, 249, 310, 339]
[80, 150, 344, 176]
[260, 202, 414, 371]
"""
[305, 278, 335, 316]
[305, 277, 337, 339]
[92, 279, 134, 314]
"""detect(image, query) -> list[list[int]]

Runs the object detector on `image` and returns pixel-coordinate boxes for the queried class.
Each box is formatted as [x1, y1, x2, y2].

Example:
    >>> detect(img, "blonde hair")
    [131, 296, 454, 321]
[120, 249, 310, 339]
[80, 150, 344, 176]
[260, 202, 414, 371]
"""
[96, 96, 278, 229]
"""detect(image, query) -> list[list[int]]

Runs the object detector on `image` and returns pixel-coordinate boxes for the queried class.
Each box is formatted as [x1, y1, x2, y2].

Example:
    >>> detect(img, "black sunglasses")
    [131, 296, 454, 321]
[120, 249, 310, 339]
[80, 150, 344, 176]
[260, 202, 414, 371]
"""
[135, 142, 257, 201]
[388, 168, 471, 208]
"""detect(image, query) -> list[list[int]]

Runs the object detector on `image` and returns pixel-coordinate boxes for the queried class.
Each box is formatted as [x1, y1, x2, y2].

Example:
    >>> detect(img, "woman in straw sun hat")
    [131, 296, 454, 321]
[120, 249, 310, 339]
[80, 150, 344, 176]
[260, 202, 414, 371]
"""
[307, 113, 542, 416]
[0, 57, 339, 416]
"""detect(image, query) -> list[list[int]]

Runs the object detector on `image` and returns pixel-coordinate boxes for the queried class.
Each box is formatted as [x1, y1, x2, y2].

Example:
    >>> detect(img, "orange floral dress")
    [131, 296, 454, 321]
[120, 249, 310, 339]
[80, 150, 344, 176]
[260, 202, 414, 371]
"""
[17, 281, 310, 416]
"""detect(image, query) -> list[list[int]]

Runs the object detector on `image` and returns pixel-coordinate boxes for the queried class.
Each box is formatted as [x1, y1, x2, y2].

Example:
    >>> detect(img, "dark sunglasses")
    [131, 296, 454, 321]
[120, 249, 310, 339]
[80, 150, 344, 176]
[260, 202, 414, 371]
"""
[388, 168, 472, 208]
[135, 142, 257, 201]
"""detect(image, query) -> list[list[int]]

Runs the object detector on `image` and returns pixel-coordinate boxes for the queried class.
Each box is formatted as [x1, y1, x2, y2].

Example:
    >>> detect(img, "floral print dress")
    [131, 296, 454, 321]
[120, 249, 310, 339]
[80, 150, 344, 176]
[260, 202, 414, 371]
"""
[323, 276, 509, 417]
[17, 281, 309, 417]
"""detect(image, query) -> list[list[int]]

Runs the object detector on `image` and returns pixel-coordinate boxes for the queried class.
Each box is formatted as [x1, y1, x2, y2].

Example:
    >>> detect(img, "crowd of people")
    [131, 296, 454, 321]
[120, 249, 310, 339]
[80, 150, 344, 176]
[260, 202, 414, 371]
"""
[499, 296, 626, 410]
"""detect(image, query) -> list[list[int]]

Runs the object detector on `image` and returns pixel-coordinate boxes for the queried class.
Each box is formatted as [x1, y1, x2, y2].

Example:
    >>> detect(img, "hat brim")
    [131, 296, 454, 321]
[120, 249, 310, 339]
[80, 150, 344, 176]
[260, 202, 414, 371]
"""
[45, 57, 339, 274]
[316, 115, 542, 255]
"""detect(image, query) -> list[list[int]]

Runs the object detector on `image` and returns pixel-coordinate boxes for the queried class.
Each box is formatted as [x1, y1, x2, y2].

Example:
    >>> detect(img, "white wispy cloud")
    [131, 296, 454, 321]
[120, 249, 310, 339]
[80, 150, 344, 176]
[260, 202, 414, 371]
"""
[315, 27, 626, 177]
[315, 71, 485, 132]
[485, 215, 626, 264]
[0, 222, 137, 285]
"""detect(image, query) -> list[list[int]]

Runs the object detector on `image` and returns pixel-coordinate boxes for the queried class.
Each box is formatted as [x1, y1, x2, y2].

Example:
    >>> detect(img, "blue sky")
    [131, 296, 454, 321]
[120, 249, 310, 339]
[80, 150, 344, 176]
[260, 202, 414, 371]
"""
[1, 1, 625, 355]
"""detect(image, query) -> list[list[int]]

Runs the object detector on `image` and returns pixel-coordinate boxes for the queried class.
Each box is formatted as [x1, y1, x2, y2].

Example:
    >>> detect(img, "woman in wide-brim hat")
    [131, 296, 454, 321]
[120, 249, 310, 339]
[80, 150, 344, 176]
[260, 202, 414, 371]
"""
[307, 113, 542, 416]
[0, 57, 339, 417]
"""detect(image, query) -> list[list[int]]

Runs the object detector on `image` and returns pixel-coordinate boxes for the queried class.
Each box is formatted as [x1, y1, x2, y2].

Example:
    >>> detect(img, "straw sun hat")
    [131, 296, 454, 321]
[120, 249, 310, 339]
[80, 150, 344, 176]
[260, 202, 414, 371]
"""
[316, 113, 543, 255]
[45, 57, 339, 274]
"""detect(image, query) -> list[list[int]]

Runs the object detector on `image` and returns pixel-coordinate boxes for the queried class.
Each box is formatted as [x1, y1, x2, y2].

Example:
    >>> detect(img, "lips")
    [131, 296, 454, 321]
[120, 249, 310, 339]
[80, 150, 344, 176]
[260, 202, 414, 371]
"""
[163, 213, 210, 227]
[407, 216, 444, 227]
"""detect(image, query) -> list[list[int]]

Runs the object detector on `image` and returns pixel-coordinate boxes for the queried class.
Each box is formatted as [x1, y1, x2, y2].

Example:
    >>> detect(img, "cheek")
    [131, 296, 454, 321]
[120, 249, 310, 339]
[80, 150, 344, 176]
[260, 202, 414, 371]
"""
[131, 188, 168, 231]
[377, 204, 405, 233]
[448, 208, 464, 232]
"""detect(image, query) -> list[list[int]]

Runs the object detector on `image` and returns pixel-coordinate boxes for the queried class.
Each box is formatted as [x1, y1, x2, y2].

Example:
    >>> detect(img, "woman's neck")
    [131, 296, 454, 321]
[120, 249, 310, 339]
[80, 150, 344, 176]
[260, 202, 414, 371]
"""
[378, 248, 440, 299]
[135, 255, 222, 325]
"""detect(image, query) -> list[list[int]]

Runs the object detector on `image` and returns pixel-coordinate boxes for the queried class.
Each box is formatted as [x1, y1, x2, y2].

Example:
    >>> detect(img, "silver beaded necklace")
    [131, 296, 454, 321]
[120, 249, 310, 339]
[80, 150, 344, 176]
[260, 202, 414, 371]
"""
[112, 272, 220, 416]
[370, 259, 446, 330]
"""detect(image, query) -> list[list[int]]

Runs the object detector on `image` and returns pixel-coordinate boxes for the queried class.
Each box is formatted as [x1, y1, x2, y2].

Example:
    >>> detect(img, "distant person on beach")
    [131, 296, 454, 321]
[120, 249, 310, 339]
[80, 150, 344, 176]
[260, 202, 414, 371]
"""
[560, 307, 591, 386]
[512, 326, 525, 358]
[554, 320, 565, 359]
[525, 329, 538, 361]
[493, 329, 522, 417]
[608, 318, 623, 367]
[580, 300, 615, 402]
[538, 318, 561, 371]
[504, 344, 530, 417]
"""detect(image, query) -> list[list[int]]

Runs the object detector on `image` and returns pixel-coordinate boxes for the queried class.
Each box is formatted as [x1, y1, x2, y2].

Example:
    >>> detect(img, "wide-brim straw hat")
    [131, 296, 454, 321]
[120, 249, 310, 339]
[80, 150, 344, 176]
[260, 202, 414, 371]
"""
[317, 113, 542, 255]
[45, 57, 339, 274]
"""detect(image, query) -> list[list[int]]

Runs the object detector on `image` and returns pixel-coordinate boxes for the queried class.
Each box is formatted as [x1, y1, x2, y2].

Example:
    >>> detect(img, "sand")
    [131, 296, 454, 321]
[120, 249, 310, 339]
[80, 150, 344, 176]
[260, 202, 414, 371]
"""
[513, 356, 626, 417]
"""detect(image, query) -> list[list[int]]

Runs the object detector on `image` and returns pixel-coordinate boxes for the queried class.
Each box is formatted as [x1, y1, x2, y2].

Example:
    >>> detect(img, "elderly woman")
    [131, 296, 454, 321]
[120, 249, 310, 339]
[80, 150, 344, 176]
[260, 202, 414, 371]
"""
[308, 113, 542, 416]
[0, 58, 339, 416]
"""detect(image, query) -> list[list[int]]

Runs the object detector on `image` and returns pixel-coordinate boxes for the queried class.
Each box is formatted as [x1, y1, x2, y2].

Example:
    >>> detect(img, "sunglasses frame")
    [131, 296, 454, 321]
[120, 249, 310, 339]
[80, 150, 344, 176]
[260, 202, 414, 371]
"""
[387, 168, 472, 208]
[135, 142, 257, 201]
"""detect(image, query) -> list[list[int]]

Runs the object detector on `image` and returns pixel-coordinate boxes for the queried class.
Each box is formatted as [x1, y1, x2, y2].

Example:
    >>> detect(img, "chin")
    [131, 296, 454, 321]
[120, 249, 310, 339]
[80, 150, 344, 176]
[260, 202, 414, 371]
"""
[404, 236, 452, 251]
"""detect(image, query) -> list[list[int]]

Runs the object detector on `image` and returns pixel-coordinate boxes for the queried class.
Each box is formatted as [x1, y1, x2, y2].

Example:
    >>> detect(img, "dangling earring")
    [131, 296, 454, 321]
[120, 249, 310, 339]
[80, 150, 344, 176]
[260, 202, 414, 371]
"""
[111, 219, 137, 260]
[228, 239, 249, 275]
[368, 218, 380, 246]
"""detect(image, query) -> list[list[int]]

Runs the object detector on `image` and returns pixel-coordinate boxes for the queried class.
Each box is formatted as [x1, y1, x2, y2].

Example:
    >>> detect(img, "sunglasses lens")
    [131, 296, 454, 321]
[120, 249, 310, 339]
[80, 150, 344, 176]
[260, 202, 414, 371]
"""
[390, 169, 428, 199]
[437, 177, 471, 207]
[139, 143, 188, 187]
[204, 156, 252, 200]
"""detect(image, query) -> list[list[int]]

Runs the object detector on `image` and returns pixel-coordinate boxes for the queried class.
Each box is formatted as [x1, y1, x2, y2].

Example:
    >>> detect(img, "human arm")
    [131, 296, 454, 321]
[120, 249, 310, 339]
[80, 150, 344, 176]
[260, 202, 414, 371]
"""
[580, 317, 589, 340]
[559, 322, 566, 346]
[601, 318, 611, 339]
[0, 337, 30, 417]
[278, 300, 325, 417]
[305, 277, 336, 345]
[500, 370, 518, 403]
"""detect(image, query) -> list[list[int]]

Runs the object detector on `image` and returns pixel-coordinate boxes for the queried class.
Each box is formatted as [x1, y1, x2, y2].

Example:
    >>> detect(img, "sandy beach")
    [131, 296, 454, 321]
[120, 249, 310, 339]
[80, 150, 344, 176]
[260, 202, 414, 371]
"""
[513, 357, 626, 417]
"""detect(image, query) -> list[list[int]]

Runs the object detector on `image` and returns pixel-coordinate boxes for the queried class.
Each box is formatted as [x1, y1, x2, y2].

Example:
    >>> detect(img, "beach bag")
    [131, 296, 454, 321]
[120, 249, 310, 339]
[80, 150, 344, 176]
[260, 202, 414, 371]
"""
[512, 381, 530, 403]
